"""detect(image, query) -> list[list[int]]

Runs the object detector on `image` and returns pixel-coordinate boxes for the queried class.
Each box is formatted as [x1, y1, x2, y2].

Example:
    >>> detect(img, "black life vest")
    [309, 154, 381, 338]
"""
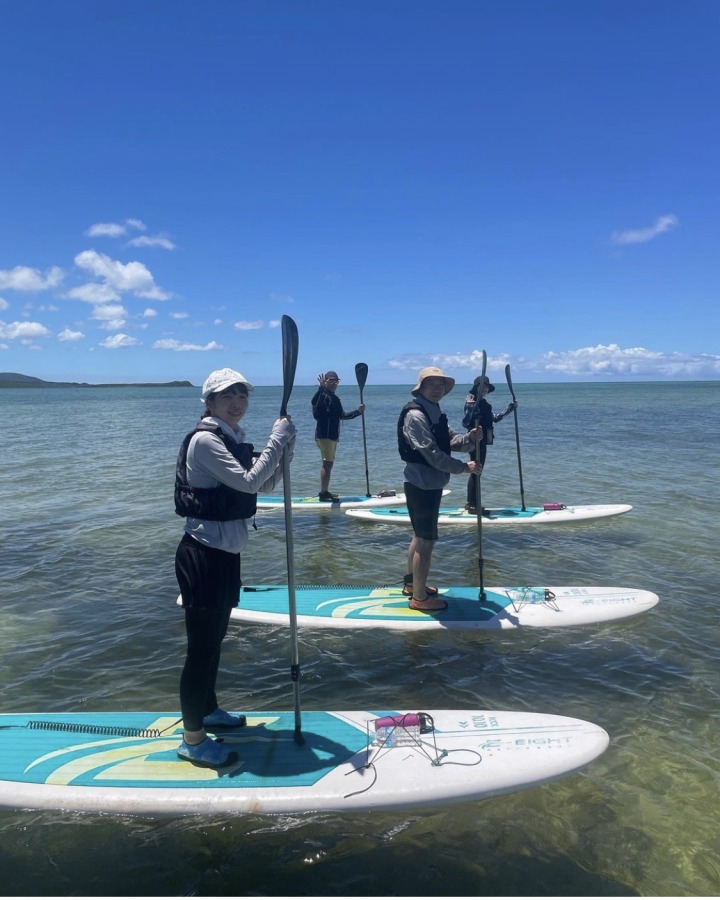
[397, 400, 452, 465]
[174, 422, 257, 520]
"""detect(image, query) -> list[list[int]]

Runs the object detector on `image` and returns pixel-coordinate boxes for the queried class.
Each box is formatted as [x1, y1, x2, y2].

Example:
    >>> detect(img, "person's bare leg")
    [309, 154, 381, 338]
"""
[320, 459, 334, 493]
[406, 536, 445, 610]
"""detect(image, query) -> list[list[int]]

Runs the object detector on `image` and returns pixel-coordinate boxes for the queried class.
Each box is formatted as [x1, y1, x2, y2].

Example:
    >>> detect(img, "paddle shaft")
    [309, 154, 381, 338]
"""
[280, 315, 303, 742]
[355, 363, 371, 496]
[505, 364, 526, 510]
[473, 351, 487, 601]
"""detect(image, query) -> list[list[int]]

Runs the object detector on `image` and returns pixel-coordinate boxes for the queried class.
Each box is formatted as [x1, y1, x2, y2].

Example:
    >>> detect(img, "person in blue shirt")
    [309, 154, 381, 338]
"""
[311, 370, 364, 501]
[461, 375, 516, 513]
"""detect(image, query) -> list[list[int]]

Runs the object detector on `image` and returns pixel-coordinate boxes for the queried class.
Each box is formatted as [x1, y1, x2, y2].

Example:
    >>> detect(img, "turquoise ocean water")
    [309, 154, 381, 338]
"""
[1, 380, 718, 896]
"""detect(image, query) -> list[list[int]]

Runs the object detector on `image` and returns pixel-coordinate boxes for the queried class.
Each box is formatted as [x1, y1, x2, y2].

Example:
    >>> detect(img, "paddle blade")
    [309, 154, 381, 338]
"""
[280, 315, 299, 417]
[355, 362, 368, 391]
[481, 349, 487, 380]
[505, 363, 514, 393]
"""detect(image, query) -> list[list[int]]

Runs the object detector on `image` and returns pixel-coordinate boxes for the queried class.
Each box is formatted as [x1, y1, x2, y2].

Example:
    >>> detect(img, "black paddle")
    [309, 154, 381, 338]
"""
[354, 362, 371, 497]
[280, 314, 303, 743]
[505, 364, 526, 511]
[473, 351, 487, 602]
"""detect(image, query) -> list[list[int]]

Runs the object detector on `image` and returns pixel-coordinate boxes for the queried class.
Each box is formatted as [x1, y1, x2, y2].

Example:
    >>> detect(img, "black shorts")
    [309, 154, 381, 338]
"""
[175, 533, 241, 609]
[404, 482, 443, 541]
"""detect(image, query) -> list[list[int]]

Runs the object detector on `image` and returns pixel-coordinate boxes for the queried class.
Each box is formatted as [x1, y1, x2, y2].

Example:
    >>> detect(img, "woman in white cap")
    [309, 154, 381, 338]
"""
[397, 367, 480, 612]
[461, 375, 517, 513]
[173, 367, 296, 768]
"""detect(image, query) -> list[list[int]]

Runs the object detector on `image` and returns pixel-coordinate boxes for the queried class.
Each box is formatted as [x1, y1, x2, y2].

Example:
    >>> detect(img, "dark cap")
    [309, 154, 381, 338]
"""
[472, 375, 495, 392]
[324, 370, 340, 380]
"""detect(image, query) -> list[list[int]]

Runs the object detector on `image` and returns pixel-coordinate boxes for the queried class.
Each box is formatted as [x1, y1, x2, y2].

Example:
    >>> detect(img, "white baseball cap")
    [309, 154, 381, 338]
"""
[201, 368, 254, 400]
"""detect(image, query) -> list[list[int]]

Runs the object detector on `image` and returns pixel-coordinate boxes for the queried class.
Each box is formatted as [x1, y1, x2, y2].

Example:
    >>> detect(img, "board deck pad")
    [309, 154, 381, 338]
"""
[0, 709, 609, 816]
[215, 584, 659, 630]
[256, 489, 450, 510]
[346, 503, 633, 526]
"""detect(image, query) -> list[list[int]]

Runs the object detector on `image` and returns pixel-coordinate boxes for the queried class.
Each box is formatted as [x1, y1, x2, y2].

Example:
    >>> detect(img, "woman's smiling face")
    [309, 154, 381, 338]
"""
[206, 383, 249, 426]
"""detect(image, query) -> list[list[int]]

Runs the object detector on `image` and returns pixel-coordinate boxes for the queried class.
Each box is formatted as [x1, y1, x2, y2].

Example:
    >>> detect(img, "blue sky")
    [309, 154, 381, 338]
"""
[1, 0, 718, 385]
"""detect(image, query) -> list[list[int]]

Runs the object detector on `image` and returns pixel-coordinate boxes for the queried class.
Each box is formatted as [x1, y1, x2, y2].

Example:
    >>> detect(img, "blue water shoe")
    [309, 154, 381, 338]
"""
[203, 707, 247, 729]
[177, 736, 238, 768]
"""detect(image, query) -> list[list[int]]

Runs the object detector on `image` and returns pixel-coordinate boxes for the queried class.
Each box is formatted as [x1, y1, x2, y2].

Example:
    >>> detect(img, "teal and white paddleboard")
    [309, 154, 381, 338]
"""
[346, 503, 633, 526]
[257, 489, 450, 510]
[0, 709, 608, 816]
[210, 584, 658, 631]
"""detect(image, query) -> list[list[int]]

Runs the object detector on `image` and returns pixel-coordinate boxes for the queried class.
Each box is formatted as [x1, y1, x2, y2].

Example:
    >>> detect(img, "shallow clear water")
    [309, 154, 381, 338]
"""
[1, 381, 718, 896]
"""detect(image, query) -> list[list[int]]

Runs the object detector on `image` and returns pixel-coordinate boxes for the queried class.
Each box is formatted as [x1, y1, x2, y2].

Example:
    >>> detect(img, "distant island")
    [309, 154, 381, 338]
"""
[0, 372, 193, 389]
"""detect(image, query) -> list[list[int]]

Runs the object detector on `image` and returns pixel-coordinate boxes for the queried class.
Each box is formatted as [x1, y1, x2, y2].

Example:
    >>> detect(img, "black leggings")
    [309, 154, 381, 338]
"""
[175, 534, 241, 731]
[466, 445, 488, 506]
[180, 604, 233, 731]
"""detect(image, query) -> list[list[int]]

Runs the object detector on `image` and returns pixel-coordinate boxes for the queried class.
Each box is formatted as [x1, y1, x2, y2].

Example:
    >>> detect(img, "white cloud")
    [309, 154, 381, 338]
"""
[153, 338, 225, 351]
[269, 319, 281, 328]
[91, 303, 127, 330]
[0, 319, 51, 339]
[537, 343, 720, 377]
[85, 218, 147, 238]
[58, 327, 84, 342]
[99, 333, 142, 348]
[234, 320, 264, 330]
[214, 318, 223, 325]
[142, 308, 158, 317]
[74, 250, 171, 301]
[126, 235, 176, 250]
[85, 223, 127, 238]
[67, 282, 121, 304]
[387, 343, 720, 380]
[387, 349, 504, 373]
[270, 292, 295, 304]
[0, 297, 8, 310]
[170, 311, 189, 319]
[611, 214, 678, 245]
[0, 265, 64, 292]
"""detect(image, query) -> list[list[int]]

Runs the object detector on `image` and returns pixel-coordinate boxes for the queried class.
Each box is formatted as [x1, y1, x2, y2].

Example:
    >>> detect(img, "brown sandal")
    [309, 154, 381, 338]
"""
[402, 577, 438, 597]
[408, 594, 448, 613]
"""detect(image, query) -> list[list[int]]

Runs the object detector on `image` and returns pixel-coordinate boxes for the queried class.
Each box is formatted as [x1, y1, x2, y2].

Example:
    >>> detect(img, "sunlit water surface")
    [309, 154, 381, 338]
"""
[1, 381, 718, 896]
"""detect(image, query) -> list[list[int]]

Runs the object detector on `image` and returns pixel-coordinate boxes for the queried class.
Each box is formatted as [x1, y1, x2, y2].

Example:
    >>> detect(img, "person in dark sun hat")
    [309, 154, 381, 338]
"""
[397, 367, 481, 613]
[461, 374, 517, 513]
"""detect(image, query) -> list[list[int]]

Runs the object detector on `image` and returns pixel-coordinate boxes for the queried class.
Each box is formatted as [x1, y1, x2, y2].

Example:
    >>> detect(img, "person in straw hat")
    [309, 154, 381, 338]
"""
[397, 367, 481, 612]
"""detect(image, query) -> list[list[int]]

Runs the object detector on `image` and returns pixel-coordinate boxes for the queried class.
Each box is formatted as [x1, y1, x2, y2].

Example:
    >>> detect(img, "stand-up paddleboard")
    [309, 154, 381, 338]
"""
[257, 489, 450, 510]
[0, 709, 608, 816]
[346, 503, 633, 526]
[200, 584, 658, 631]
